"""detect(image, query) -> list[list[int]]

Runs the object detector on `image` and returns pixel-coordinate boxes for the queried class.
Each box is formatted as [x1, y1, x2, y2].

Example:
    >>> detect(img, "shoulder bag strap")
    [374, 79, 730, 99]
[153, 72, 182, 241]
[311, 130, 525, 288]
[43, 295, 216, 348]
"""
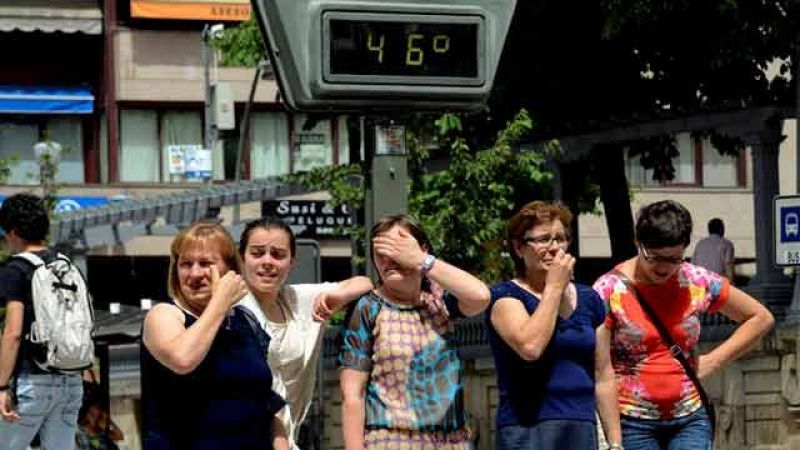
[612, 270, 716, 435]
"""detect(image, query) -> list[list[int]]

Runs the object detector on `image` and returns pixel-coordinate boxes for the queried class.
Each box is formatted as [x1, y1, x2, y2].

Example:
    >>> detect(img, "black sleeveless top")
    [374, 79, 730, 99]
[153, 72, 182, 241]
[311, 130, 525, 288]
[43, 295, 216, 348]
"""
[141, 304, 285, 450]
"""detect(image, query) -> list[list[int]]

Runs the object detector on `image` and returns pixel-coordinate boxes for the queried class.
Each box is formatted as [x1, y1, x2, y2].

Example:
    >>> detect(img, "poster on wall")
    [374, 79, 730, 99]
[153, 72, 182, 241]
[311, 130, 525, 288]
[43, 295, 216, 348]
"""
[184, 146, 213, 180]
[130, 0, 250, 21]
[293, 132, 329, 172]
[167, 145, 186, 175]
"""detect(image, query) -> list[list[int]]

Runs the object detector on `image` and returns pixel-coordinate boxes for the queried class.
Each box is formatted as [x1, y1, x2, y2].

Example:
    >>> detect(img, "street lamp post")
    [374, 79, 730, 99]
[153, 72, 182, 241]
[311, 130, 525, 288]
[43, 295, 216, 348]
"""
[33, 139, 62, 211]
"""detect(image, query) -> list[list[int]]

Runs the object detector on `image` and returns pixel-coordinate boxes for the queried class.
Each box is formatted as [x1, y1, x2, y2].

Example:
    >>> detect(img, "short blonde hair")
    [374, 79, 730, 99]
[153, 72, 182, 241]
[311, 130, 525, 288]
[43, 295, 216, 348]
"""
[507, 201, 573, 277]
[167, 221, 242, 303]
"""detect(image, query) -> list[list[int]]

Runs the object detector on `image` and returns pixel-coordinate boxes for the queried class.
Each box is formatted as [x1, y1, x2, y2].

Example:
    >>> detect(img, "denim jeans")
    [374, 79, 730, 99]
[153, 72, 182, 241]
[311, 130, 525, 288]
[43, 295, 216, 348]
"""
[496, 420, 598, 450]
[0, 373, 83, 450]
[621, 408, 712, 450]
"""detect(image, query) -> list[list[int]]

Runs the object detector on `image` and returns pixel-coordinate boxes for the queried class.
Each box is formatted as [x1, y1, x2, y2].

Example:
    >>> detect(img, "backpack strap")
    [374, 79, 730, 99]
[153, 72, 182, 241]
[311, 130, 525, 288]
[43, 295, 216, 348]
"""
[612, 269, 716, 437]
[13, 252, 45, 268]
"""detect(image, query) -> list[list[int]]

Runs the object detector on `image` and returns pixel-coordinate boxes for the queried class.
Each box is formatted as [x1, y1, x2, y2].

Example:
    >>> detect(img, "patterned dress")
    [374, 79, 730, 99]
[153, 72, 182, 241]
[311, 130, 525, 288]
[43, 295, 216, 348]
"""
[339, 290, 471, 449]
[593, 263, 730, 420]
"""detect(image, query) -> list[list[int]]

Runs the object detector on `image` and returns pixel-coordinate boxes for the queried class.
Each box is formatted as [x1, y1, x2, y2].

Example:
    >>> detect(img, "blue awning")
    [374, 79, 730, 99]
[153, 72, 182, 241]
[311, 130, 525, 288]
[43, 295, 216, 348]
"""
[0, 86, 94, 115]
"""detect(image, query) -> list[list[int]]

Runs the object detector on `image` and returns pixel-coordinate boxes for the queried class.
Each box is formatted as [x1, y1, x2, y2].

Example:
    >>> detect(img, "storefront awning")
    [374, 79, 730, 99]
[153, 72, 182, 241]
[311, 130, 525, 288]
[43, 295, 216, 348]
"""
[0, 0, 102, 35]
[0, 86, 94, 114]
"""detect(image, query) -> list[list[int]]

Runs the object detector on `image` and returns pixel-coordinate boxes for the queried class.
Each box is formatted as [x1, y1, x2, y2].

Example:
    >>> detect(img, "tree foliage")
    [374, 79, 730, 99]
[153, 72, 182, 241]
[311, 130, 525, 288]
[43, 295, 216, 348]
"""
[210, 19, 265, 67]
[286, 110, 553, 281]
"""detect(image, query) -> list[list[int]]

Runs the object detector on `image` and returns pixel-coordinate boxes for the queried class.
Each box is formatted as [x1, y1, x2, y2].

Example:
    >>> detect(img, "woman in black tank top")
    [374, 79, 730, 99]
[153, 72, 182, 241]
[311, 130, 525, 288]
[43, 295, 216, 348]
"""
[140, 222, 286, 450]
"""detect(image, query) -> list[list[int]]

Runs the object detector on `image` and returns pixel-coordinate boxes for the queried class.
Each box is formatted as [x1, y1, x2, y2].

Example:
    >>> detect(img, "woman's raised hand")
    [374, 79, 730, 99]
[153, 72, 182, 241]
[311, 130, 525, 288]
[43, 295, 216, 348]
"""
[210, 264, 249, 310]
[545, 248, 575, 293]
[372, 228, 426, 270]
[312, 292, 333, 322]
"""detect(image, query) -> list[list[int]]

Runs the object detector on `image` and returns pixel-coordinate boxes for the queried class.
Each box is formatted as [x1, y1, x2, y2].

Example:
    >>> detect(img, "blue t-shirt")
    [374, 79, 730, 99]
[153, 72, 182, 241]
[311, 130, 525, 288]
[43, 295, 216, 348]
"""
[485, 281, 606, 427]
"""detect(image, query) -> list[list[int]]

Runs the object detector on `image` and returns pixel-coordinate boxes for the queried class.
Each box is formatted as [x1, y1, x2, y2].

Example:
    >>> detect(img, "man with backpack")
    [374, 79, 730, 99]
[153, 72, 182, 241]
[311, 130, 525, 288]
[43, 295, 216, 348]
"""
[0, 193, 94, 450]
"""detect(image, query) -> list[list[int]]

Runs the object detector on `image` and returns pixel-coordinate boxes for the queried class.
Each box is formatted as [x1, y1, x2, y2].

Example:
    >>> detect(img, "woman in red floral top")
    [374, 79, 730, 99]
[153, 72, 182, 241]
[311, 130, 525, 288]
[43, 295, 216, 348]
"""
[593, 200, 774, 450]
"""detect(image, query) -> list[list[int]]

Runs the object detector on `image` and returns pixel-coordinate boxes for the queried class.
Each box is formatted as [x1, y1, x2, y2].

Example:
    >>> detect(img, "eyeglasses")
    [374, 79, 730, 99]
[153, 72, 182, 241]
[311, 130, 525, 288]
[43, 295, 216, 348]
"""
[522, 233, 570, 248]
[639, 246, 685, 265]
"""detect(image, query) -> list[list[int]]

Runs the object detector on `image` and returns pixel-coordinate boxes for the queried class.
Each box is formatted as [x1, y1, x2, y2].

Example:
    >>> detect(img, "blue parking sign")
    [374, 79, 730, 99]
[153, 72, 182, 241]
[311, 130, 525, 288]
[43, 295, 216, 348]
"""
[781, 206, 800, 242]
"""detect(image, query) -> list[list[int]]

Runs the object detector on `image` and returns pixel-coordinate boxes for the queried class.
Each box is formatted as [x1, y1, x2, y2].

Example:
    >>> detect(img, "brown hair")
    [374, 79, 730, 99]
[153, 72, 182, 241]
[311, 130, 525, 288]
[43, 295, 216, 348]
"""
[369, 214, 433, 291]
[507, 201, 573, 277]
[167, 221, 242, 303]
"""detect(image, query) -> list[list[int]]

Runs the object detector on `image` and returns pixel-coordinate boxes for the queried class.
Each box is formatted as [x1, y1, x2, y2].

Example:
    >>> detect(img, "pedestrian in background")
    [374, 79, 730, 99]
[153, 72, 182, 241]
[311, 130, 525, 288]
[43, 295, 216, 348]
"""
[237, 217, 373, 449]
[594, 200, 774, 450]
[486, 201, 621, 450]
[140, 222, 286, 450]
[0, 193, 85, 450]
[339, 214, 490, 450]
[692, 218, 735, 281]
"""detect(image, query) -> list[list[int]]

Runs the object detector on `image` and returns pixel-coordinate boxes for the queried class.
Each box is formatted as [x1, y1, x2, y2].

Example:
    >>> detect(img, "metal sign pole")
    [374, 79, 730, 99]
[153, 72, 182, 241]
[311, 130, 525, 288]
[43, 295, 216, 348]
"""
[364, 117, 408, 281]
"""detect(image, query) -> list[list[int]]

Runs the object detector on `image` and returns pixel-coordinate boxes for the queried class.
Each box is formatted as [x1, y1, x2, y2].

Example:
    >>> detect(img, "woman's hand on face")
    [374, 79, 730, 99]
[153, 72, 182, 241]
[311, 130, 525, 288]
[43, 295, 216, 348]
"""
[210, 264, 249, 310]
[372, 228, 426, 271]
[545, 248, 575, 293]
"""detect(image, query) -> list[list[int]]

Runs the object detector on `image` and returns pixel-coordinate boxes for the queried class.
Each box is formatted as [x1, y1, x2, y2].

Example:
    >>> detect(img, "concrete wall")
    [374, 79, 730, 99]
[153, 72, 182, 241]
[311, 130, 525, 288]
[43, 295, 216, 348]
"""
[115, 28, 279, 104]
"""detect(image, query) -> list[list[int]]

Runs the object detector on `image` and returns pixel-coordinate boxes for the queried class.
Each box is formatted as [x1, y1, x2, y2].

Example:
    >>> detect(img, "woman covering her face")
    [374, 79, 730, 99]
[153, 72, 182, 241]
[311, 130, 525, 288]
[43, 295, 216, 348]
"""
[486, 201, 622, 450]
[140, 222, 286, 450]
[338, 214, 491, 450]
[593, 200, 774, 450]
[237, 217, 373, 450]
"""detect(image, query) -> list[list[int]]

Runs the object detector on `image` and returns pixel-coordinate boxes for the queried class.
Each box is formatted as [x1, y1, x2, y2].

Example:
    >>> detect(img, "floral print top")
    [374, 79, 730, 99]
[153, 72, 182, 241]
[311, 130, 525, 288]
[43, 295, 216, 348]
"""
[339, 289, 471, 449]
[593, 263, 730, 420]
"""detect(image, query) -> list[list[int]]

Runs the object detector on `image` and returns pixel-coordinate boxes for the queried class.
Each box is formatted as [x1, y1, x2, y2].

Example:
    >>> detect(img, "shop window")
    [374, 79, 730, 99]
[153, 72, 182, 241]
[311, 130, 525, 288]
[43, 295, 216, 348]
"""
[625, 132, 743, 188]
[0, 117, 85, 185]
[249, 112, 350, 179]
[250, 111, 290, 178]
[292, 114, 333, 172]
[120, 109, 203, 183]
[120, 110, 159, 182]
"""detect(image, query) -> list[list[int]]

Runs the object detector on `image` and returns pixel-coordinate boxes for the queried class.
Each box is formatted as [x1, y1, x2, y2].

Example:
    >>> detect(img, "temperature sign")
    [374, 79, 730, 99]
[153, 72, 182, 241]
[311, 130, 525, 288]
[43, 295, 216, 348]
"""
[324, 12, 484, 86]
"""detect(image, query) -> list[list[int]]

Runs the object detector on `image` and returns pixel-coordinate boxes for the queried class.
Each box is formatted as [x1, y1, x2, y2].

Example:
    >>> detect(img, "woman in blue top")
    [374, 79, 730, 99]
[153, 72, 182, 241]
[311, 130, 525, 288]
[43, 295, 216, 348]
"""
[486, 201, 622, 450]
[141, 222, 286, 450]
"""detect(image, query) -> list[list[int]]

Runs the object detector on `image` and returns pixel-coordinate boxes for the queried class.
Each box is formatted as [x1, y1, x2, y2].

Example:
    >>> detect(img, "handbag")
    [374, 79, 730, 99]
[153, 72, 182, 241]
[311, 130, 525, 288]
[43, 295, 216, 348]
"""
[612, 270, 716, 441]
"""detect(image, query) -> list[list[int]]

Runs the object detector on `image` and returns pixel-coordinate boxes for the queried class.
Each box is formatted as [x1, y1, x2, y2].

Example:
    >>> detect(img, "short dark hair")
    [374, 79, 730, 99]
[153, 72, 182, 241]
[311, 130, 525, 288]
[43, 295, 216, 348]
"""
[635, 200, 692, 249]
[238, 216, 296, 258]
[708, 218, 724, 236]
[0, 193, 49, 242]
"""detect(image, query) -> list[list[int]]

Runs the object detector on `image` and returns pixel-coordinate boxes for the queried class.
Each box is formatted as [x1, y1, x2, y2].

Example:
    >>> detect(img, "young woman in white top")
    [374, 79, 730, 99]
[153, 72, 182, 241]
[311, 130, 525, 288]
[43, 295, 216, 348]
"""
[238, 217, 373, 449]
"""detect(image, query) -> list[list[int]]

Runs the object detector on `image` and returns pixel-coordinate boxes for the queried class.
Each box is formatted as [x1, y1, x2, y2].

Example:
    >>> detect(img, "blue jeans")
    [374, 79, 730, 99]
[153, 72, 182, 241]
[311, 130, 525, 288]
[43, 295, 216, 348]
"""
[0, 373, 83, 450]
[497, 420, 597, 450]
[621, 408, 712, 450]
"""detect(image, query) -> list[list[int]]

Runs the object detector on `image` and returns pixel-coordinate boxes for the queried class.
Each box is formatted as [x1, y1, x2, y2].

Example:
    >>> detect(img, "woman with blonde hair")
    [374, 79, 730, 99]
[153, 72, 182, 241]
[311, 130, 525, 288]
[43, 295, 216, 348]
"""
[339, 214, 491, 450]
[141, 221, 286, 450]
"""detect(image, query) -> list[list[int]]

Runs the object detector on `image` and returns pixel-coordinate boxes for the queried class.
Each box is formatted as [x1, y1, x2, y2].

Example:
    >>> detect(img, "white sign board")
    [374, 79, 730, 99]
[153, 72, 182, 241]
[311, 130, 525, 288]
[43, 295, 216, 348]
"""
[184, 146, 213, 180]
[774, 194, 800, 265]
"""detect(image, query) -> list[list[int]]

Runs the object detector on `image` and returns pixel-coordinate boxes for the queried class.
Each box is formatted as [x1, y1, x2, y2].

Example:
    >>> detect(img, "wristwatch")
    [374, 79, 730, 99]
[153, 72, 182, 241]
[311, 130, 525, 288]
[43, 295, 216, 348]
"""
[420, 254, 436, 276]
[0, 384, 9, 392]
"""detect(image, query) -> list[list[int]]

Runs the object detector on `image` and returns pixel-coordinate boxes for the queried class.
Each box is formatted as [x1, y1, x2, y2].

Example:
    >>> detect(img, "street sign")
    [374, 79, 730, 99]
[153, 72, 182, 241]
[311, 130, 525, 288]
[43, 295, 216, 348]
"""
[262, 199, 353, 238]
[774, 195, 800, 265]
[250, 0, 517, 112]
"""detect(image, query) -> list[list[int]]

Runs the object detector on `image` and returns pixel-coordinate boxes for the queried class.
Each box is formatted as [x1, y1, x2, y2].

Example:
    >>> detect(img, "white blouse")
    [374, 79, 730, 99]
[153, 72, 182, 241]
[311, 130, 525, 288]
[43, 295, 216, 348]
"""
[239, 282, 339, 449]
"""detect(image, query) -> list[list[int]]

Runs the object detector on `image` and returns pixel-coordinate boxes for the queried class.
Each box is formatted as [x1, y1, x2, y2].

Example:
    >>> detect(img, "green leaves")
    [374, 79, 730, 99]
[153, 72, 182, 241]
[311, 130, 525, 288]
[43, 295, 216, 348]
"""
[209, 18, 265, 68]
[287, 109, 552, 282]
